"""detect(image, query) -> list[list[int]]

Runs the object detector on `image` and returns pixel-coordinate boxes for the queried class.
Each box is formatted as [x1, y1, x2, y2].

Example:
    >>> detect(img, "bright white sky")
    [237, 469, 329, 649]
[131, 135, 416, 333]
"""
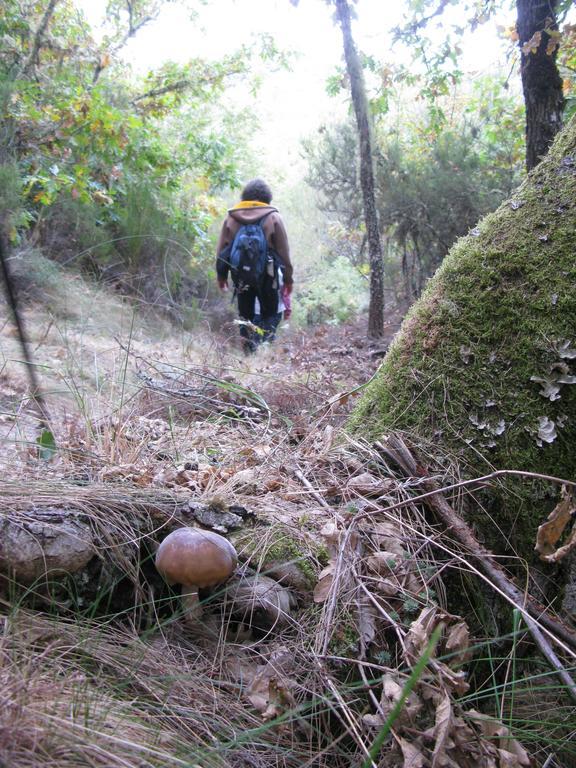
[74, 0, 515, 182]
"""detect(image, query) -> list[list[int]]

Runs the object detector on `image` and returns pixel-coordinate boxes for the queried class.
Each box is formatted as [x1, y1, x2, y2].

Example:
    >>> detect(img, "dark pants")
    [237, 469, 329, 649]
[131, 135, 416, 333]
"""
[237, 282, 279, 353]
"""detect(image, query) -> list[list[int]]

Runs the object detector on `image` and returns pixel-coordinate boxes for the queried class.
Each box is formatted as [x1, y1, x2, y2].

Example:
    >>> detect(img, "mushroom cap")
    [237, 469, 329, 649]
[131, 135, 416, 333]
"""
[155, 528, 237, 588]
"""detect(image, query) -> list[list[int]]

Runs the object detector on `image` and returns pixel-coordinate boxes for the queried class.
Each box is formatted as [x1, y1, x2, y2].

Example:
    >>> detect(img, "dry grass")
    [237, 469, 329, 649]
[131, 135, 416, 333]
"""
[0, 275, 575, 767]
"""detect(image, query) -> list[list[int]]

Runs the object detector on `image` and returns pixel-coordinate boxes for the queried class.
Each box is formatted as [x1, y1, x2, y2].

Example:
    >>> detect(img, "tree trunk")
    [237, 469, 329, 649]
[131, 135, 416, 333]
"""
[349, 115, 576, 561]
[516, 0, 565, 171]
[334, 0, 384, 337]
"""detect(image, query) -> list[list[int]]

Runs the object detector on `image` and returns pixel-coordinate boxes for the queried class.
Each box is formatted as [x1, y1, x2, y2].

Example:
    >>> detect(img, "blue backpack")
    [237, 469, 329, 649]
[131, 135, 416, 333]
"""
[228, 212, 274, 292]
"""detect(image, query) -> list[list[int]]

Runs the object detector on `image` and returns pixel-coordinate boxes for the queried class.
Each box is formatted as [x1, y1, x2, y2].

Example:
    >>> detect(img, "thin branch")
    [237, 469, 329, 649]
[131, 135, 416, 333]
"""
[0, 232, 51, 431]
[404, 0, 452, 34]
[20, 0, 62, 78]
[294, 468, 333, 510]
[92, 1, 155, 85]
[377, 437, 576, 654]
[523, 613, 576, 704]
[132, 79, 192, 104]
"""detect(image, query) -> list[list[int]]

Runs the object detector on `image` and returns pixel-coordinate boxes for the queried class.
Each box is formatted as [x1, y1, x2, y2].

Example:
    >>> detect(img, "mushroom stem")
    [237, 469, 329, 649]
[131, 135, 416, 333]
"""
[181, 585, 202, 625]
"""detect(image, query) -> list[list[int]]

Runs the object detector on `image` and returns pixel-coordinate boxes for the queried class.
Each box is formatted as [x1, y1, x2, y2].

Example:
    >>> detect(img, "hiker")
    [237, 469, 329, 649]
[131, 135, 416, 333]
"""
[216, 178, 293, 353]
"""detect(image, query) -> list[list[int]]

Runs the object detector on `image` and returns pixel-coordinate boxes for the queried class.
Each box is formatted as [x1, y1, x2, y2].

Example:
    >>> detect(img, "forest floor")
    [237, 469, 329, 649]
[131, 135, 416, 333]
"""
[0, 279, 572, 768]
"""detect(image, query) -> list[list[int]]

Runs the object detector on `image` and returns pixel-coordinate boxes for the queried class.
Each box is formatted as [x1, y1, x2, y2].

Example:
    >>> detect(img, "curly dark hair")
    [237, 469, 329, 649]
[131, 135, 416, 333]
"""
[241, 178, 273, 204]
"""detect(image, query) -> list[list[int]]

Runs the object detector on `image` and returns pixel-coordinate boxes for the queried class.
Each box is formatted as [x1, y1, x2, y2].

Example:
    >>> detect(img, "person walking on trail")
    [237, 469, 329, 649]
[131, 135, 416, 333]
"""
[216, 178, 293, 353]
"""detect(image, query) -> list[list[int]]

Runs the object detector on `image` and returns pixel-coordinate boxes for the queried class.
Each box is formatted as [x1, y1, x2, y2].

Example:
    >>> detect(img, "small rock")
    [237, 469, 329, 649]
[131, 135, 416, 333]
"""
[223, 574, 295, 631]
[183, 502, 250, 532]
[0, 510, 94, 584]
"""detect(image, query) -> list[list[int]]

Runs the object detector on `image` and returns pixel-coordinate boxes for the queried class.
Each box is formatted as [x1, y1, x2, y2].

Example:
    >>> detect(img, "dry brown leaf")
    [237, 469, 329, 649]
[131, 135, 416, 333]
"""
[541, 525, 576, 563]
[313, 564, 335, 603]
[238, 445, 271, 464]
[466, 711, 530, 767]
[345, 472, 395, 498]
[306, 424, 335, 456]
[397, 734, 426, 768]
[446, 717, 490, 768]
[246, 673, 270, 712]
[281, 490, 305, 502]
[405, 607, 448, 661]
[429, 662, 470, 697]
[245, 648, 296, 721]
[373, 577, 400, 598]
[320, 520, 340, 547]
[264, 474, 283, 491]
[444, 620, 471, 666]
[174, 469, 197, 485]
[362, 713, 383, 728]
[365, 550, 406, 576]
[431, 692, 453, 767]
[227, 468, 258, 492]
[326, 390, 350, 408]
[364, 521, 407, 556]
[99, 463, 153, 486]
[535, 486, 575, 558]
[381, 674, 422, 722]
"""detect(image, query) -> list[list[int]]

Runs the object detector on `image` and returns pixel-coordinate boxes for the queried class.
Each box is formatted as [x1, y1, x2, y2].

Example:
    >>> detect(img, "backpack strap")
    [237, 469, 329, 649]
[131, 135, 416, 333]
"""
[255, 210, 274, 229]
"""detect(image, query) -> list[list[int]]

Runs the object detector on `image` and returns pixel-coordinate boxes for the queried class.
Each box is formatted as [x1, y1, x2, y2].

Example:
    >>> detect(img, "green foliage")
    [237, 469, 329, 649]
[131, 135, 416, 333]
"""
[36, 429, 57, 461]
[392, 0, 576, 128]
[0, 0, 265, 313]
[559, 22, 576, 118]
[294, 255, 368, 326]
[305, 75, 525, 299]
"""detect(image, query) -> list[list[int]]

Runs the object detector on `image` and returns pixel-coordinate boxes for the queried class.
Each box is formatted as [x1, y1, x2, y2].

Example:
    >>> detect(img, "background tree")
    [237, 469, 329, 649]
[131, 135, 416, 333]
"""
[516, 0, 565, 169]
[290, 0, 386, 335]
[304, 76, 525, 299]
[333, 0, 385, 337]
[392, 0, 574, 170]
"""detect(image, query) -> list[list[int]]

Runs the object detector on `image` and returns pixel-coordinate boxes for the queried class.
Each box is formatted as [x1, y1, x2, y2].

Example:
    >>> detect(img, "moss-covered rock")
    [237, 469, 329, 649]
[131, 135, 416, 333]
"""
[350, 116, 576, 559]
[230, 522, 321, 593]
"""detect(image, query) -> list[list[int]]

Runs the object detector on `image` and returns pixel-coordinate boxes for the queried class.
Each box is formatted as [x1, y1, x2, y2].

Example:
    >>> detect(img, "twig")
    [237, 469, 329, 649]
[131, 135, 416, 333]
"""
[294, 468, 332, 510]
[423, 483, 576, 654]
[522, 613, 576, 704]
[354, 569, 407, 652]
[319, 664, 377, 768]
[380, 437, 576, 655]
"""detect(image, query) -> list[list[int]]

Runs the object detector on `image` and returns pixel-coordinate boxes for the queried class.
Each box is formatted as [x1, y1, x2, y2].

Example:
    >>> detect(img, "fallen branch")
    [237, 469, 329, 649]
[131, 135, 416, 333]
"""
[374, 436, 576, 654]
[522, 613, 576, 704]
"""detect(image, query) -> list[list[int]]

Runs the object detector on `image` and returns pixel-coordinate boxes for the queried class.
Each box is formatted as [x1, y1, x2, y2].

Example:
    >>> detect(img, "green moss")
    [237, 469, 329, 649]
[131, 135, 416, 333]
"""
[327, 615, 360, 658]
[231, 524, 319, 589]
[350, 116, 576, 559]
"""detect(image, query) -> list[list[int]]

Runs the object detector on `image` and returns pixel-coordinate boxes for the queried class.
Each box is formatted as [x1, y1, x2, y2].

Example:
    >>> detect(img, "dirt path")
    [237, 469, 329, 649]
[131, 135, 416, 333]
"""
[0, 293, 405, 479]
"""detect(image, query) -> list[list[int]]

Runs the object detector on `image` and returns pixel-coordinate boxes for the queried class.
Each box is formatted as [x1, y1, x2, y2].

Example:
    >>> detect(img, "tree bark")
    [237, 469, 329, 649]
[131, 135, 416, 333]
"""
[516, 0, 565, 171]
[334, 0, 385, 337]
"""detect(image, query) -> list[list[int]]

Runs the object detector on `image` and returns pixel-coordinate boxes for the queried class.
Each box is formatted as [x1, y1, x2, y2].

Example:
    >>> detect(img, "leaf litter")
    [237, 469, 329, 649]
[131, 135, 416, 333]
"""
[0, 310, 571, 767]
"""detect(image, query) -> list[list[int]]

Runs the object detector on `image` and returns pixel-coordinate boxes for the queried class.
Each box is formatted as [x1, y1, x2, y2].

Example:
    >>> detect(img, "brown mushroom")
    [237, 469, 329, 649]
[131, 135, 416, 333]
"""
[155, 527, 237, 625]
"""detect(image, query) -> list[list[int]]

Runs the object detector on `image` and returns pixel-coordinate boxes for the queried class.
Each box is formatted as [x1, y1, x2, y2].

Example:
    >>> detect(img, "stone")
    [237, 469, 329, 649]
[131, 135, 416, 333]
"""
[0, 509, 94, 584]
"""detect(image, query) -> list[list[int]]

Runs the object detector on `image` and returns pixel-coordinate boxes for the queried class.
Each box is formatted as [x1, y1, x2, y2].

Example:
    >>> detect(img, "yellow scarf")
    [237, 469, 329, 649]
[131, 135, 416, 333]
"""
[233, 200, 270, 209]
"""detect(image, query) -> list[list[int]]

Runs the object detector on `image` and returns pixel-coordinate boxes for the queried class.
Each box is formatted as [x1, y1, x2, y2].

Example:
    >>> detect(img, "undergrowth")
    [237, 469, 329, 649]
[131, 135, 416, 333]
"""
[0, 259, 575, 768]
